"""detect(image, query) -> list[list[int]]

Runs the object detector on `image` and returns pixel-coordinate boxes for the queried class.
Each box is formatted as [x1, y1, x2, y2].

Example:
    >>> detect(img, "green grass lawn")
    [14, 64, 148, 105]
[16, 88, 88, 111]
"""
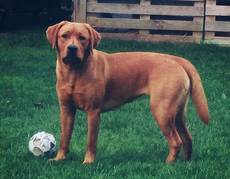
[0, 28, 230, 179]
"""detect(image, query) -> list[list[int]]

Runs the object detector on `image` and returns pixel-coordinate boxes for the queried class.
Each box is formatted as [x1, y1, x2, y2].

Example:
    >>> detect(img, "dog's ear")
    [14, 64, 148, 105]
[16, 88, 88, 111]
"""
[85, 24, 101, 51]
[46, 21, 68, 49]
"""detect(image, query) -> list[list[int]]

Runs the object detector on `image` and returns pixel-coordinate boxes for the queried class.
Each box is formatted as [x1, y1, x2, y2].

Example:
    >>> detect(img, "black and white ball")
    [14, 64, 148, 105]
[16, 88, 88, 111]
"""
[28, 131, 56, 156]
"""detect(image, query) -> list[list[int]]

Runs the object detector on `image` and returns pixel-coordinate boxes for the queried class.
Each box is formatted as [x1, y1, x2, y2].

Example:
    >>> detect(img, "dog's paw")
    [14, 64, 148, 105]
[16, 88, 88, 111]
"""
[48, 156, 66, 161]
[82, 158, 94, 164]
[49, 150, 66, 161]
[82, 153, 95, 164]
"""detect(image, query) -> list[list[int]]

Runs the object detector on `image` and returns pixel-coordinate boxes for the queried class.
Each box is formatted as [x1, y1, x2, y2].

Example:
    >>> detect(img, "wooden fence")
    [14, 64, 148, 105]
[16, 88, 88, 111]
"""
[205, 0, 230, 45]
[73, 0, 230, 44]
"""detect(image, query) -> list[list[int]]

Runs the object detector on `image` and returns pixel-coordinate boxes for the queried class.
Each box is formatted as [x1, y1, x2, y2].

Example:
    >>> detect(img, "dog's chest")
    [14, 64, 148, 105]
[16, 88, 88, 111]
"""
[73, 90, 93, 110]
[57, 80, 103, 110]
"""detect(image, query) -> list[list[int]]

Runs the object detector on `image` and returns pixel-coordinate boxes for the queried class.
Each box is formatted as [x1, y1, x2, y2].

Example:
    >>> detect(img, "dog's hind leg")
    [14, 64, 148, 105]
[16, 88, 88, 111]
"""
[150, 95, 183, 163]
[175, 100, 192, 161]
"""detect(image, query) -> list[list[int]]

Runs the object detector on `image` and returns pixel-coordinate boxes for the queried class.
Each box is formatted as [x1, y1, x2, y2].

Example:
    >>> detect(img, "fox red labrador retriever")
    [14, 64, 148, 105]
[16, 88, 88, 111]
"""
[46, 21, 210, 164]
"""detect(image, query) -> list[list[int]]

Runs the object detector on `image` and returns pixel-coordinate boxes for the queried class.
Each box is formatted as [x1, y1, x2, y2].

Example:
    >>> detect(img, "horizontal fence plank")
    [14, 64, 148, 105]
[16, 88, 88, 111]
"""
[204, 36, 230, 46]
[151, 0, 204, 1]
[167, 0, 204, 1]
[87, 2, 203, 16]
[87, 17, 203, 31]
[101, 32, 198, 43]
[206, 21, 230, 32]
[206, 5, 230, 16]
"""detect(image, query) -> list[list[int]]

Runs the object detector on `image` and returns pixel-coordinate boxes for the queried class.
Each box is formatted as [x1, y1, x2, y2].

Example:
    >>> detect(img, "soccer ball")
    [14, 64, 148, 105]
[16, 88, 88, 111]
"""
[28, 131, 56, 156]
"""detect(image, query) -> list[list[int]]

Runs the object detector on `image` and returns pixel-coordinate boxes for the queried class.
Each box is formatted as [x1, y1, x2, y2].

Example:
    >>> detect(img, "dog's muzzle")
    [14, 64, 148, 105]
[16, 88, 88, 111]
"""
[63, 45, 82, 66]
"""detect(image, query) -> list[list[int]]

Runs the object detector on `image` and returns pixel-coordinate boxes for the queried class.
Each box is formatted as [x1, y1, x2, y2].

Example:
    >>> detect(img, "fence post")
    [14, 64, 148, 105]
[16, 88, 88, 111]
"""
[193, 0, 204, 42]
[73, 0, 87, 22]
[139, 0, 151, 35]
[205, 0, 216, 41]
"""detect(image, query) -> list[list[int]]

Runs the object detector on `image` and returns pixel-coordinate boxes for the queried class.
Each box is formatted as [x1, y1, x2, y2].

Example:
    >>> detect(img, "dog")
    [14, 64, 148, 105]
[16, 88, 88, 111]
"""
[46, 21, 210, 164]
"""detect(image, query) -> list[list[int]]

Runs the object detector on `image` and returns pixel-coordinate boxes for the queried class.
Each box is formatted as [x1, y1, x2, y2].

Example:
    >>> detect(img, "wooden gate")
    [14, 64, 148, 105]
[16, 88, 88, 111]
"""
[73, 0, 230, 44]
[205, 0, 230, 45]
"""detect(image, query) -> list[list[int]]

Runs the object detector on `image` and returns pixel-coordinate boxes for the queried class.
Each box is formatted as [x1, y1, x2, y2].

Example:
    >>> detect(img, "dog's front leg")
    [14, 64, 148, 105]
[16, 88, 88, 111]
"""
[53, 104, 76, 161]
[83, 109, 100, 164]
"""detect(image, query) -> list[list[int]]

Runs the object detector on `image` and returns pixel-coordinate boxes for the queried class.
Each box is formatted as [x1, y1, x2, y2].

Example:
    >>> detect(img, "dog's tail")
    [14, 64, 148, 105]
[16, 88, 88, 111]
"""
[173, 57, 210, 124]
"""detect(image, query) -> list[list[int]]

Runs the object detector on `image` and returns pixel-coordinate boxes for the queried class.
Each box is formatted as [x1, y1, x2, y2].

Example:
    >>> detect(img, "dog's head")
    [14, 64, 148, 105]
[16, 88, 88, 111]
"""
[46, 21, 101, 66]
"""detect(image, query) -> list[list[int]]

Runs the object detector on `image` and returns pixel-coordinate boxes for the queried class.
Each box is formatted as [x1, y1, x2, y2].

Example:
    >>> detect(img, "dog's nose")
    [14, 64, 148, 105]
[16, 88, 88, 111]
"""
[68, 45, 78, 51]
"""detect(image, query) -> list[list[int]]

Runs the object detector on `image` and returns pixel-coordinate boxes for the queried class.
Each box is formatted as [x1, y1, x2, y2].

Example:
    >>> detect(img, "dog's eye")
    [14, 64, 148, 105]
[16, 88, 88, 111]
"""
[62, 34, 68, 39]
[79, 36, 86, 41]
